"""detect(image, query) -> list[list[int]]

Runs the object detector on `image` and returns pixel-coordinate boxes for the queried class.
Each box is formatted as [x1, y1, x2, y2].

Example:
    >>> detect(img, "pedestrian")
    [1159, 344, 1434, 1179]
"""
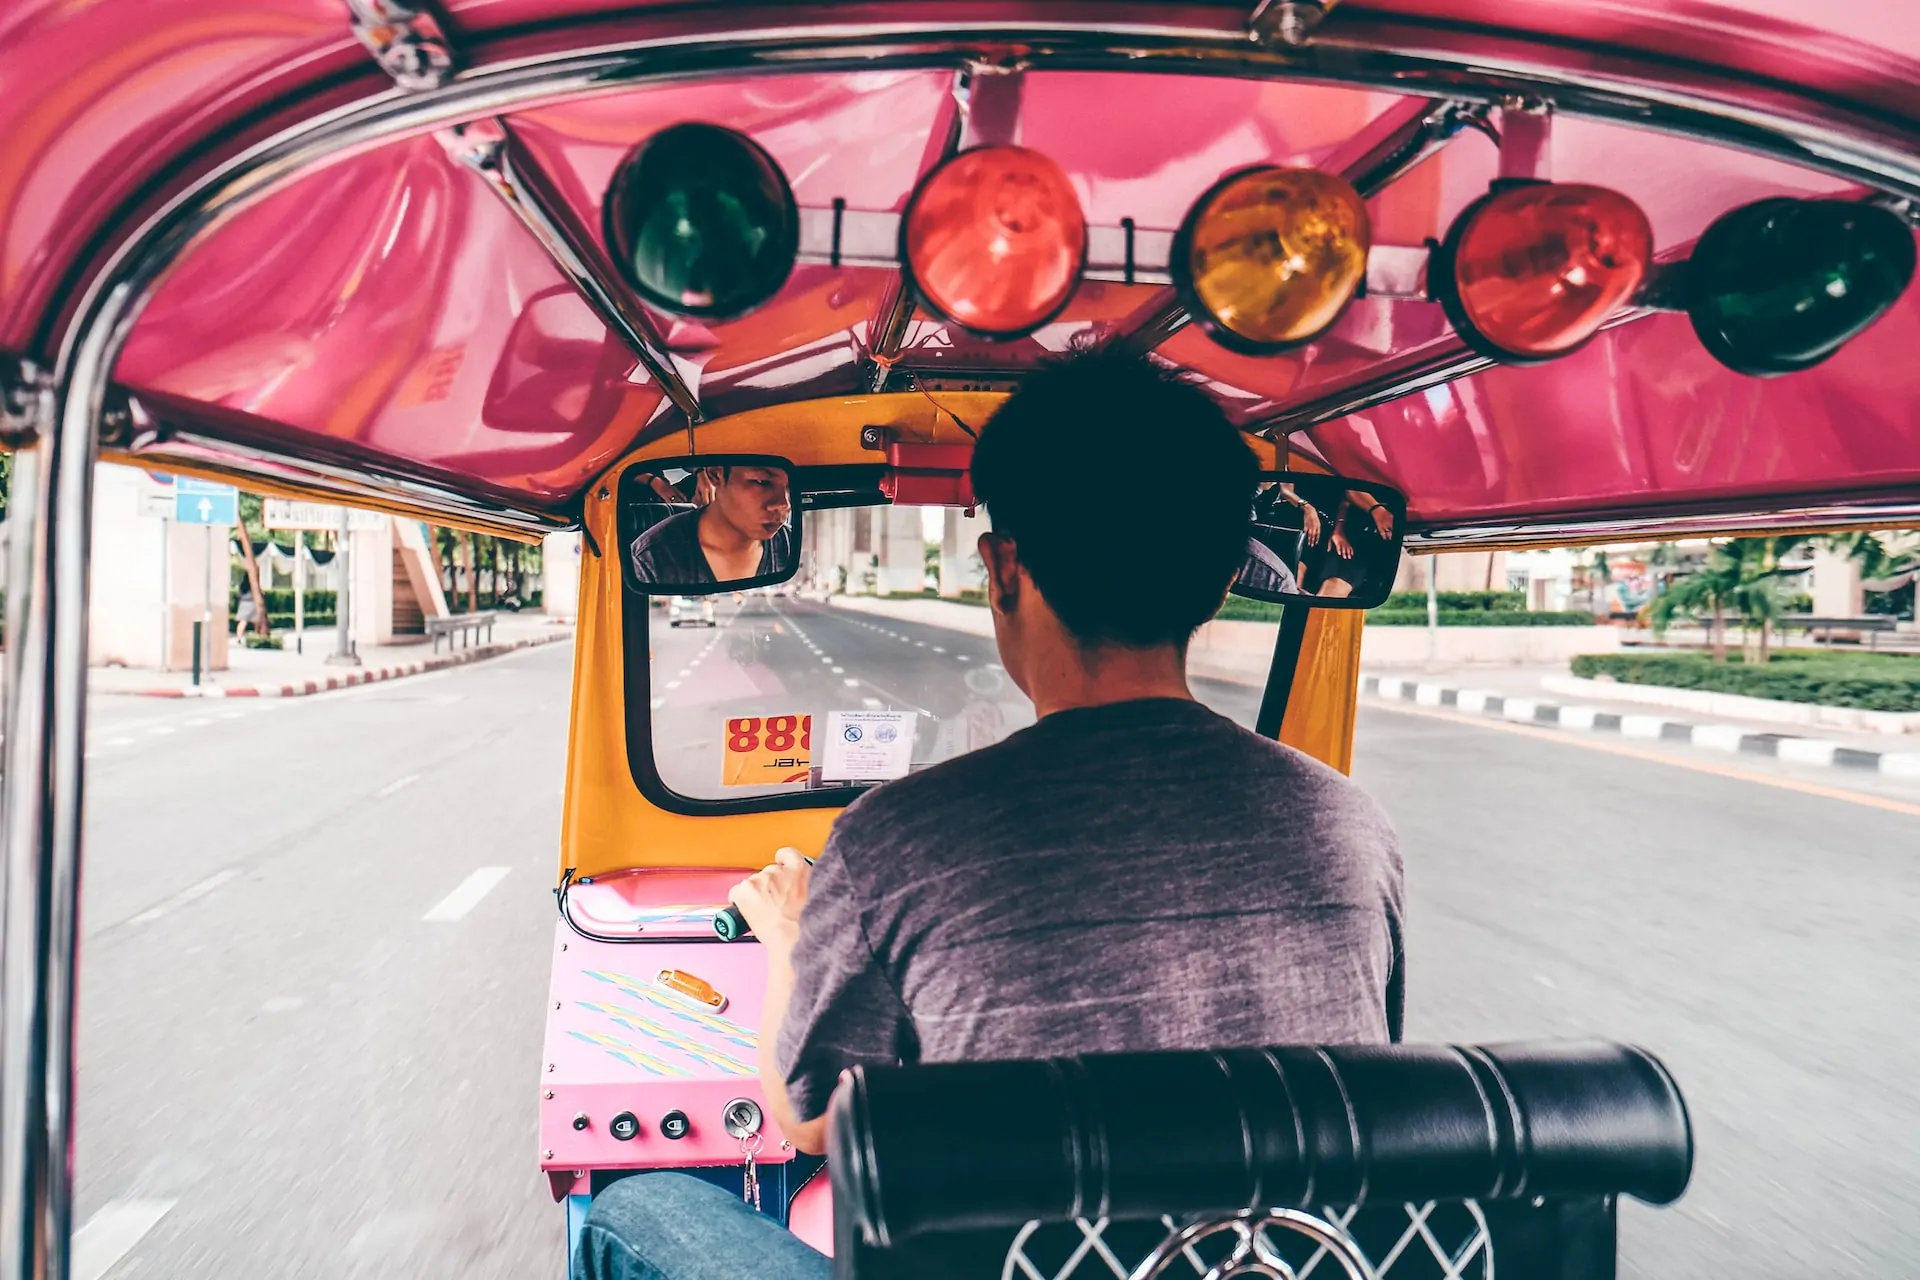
[234, 591, 257, 640]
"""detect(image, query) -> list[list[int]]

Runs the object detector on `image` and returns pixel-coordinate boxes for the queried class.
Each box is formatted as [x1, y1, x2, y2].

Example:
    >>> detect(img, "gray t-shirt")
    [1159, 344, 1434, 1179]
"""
[777, 697, 1405, 1121]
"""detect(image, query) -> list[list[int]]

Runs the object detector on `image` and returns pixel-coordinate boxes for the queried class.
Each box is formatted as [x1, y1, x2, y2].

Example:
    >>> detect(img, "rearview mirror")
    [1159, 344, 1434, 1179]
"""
[621, 455, 801, 595]
[1231, 472, 1406, 610]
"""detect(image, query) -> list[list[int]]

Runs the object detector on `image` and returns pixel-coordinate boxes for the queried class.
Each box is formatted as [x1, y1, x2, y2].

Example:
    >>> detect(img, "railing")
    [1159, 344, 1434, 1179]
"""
[426, 611, 497, 653]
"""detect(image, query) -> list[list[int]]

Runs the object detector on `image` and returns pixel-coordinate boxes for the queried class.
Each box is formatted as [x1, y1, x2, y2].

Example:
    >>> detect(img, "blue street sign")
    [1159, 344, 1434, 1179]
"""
[174, 478, 237, 526]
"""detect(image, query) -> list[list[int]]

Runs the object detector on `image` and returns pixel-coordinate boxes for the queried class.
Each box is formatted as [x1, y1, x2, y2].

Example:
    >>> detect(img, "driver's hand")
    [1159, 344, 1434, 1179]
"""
[729, 847, 812, 953]
[1332, 528, 1355, 558]
[1301, 506, 1322, 545]
[1370, 505, 1395, 539]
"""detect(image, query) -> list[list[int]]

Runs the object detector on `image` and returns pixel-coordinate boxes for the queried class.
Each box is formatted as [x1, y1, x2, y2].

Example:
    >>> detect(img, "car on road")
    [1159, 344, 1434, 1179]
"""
[667, 596, 715, 628]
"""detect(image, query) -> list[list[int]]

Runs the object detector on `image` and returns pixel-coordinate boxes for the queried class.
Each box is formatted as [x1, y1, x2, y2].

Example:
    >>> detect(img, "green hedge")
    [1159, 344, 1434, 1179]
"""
[1369, 609, 1596, 627]
[1382, 590, 1530, 612]
[1216, 598, 1592, 625]
[1570, 651, 1920, 712]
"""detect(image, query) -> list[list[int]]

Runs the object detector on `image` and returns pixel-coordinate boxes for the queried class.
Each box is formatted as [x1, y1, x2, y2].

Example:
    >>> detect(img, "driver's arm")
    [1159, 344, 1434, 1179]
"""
[730, 843, 915, 1156]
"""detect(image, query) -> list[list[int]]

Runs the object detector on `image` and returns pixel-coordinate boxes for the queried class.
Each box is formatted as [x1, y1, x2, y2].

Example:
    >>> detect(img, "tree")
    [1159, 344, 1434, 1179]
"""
[233, 492, 272, 640]
[1583, 550, 1613, 619]
[1651, 554, 1738, 661]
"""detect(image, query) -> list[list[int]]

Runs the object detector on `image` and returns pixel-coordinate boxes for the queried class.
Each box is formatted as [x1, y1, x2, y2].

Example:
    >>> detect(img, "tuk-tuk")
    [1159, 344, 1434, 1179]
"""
[4, 1, 1918, 1276]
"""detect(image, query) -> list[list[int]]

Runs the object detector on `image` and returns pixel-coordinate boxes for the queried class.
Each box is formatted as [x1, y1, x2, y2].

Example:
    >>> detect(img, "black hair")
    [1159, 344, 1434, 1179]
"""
[969, 347, 1258, 648]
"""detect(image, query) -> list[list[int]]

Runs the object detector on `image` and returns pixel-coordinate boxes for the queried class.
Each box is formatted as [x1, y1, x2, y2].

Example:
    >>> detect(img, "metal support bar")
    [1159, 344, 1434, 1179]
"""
[863, 70, 972, 392]
[1497, 100, 1553, 182]
[437, 119, 704, 424]
[0, 350, 91, 1280]
[347, 0, 457, 92]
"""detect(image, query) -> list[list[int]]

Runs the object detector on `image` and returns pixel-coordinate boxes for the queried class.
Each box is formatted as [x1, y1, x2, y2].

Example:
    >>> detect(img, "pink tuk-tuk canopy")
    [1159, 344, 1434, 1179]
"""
[5, 0, 1920, 538]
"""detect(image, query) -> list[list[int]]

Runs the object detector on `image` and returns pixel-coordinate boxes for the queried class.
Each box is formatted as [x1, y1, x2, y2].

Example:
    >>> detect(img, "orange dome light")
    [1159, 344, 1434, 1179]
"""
[1173, 166, 1371, 353]
[1437, 182, 1654, 364]
[901, 146, 1087, 339]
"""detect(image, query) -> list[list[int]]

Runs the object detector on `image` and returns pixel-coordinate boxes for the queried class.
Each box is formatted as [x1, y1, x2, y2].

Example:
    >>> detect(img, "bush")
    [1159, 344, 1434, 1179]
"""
[1214, 598, 1593, 625]
[1382, 590, 1529, 613]
[1570, 651, 1920, 712]
[242, 635, 283, 650]
[1368, 610, 1597, 627]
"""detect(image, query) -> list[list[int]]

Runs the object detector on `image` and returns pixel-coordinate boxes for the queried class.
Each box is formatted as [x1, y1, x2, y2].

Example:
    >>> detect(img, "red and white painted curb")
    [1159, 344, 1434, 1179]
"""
[117, 632, 571, 699]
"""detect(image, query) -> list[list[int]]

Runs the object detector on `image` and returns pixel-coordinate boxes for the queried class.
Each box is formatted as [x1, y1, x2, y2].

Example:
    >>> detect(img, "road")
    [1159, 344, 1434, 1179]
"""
[71, 599, 1920, 1278]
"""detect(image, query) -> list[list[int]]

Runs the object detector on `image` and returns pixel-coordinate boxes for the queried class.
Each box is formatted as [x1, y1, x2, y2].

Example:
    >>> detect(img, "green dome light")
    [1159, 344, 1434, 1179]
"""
[604, 122, 798, 321]
[1685, 197, 1915, 377]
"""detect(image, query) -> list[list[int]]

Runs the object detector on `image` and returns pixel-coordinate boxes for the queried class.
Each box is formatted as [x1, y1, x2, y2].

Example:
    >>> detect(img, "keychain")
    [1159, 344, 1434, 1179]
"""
[739, 1131, 764, 1211]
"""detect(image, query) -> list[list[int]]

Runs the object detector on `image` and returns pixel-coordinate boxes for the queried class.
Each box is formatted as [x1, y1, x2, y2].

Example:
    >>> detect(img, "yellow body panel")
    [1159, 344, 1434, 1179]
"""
[558, 394, 1349, 882]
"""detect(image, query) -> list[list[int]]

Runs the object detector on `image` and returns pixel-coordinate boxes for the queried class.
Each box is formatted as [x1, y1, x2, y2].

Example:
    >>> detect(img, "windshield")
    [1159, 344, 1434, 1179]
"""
[642, 503, 1267, 802]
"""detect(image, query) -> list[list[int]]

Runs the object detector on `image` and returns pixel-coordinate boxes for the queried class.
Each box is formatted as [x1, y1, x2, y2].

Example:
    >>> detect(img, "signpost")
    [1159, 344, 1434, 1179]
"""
[172, 479, 237, 686]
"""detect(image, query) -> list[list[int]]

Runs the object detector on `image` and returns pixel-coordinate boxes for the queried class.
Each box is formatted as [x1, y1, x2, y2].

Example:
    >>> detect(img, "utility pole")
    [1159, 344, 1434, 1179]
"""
[292, 529, 305, 655]
[327, 505, 360, 666]
[1426, 557, 1440, 666]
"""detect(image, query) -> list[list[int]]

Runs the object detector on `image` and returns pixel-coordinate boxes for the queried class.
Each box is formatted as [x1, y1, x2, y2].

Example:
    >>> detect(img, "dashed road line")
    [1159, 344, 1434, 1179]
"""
[74, 1198, 177, 1280]
[129, 868, 241, 925]
[423, 867, 511, 922]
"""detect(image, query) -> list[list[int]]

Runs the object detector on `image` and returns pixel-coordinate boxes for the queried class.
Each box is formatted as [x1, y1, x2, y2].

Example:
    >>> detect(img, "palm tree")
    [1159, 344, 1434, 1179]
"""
[1583, 549, 1614, 620]
[1652, 554, 1738, 660]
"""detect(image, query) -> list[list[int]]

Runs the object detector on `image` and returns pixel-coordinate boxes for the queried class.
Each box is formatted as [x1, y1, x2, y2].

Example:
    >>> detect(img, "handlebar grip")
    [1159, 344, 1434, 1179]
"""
[715, 905, 752, 941]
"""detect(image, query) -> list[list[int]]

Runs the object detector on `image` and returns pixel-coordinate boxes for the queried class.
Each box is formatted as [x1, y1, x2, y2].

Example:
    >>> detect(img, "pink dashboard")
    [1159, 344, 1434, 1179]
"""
[540, 868, 831, 1249]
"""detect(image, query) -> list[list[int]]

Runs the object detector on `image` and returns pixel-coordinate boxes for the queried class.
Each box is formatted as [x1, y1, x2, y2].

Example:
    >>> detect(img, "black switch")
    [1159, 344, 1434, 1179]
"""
[609, 1111, 640, 1142]
[571, 1113, 590, 1132]
[660, 1110, 690, 1140]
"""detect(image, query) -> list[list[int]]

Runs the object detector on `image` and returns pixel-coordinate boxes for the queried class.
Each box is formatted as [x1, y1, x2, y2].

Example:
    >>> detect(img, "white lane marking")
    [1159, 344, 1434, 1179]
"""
[862, 697, 883, 709]
[217, 711, 246, 720]
[74, 1198, 177, 1280]
[104, 737, 137, 748]
[147, 726, 175, 736]
[932, 647, 945, 654]
[842, 678, 860, 687]
[129, 869, 241, 925]
[665, 681, 682, 690]
[375, 774, 419, 799]
[915, 641, 926, 647]
[183, 716, 214, 727]
[956, 655, 971, 662]
[651, 698, 665, 710]
[832, 666, 845, 674]
[423, 867, 511, 922]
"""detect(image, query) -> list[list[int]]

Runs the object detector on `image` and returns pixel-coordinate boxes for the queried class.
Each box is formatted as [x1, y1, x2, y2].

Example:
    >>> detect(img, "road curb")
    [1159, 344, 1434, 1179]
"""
[1361, 675, 1920, 780]
[108, 632, 572, 699]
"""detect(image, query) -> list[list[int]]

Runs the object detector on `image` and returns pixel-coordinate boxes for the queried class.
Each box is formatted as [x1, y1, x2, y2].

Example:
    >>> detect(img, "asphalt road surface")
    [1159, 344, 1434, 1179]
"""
[72, 599, 1920, 1278]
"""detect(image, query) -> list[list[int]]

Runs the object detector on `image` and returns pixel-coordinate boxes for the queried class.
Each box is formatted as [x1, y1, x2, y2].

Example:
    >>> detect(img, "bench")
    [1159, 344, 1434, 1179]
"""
[427, 611, 498, 653]
[829, 1041, 1692, 1280]
[1778, 614, 1899, 649]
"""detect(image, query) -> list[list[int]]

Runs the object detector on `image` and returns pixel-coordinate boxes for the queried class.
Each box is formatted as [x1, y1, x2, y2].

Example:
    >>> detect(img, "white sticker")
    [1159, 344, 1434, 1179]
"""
[820, 710, 918, 782]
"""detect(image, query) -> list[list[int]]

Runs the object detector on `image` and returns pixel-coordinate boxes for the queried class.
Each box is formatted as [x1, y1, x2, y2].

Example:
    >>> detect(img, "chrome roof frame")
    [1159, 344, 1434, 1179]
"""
[43, 7, 1920, 539]
[9, 10, 1920, 1274]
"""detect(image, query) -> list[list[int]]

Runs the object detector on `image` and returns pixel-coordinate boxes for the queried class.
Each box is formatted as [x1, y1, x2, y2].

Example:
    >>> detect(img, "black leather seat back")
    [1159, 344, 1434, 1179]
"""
[828, 1040, 1690, 1277]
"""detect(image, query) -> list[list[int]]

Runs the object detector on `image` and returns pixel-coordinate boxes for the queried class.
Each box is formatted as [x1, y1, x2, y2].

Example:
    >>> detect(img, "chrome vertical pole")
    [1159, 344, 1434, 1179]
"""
[0, 355, 97, 1280]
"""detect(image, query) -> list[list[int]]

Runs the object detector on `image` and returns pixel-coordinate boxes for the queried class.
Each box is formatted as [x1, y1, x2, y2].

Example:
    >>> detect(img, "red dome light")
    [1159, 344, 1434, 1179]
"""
[901, 146, 1087, 339]
[1437, 182, 1654, 364]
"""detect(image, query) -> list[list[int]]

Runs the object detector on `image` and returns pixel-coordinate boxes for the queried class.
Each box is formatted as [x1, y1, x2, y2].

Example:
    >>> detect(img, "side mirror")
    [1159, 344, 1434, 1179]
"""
[621, 455, 802, 595]
[1231, 472, 1406, 610]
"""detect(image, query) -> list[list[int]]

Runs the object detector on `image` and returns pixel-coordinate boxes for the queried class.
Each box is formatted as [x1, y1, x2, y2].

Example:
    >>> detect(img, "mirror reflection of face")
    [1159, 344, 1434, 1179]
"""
[704, 466, 791, 543]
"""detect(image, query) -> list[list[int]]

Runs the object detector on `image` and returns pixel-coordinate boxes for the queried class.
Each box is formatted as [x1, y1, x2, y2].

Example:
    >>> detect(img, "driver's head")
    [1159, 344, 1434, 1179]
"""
[700, 465, 791, 542]
[971, 348, 1257, 651]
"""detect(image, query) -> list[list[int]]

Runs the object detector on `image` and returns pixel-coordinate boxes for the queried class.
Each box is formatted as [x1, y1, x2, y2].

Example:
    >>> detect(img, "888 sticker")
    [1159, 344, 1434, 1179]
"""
[723, 714, 813, 787]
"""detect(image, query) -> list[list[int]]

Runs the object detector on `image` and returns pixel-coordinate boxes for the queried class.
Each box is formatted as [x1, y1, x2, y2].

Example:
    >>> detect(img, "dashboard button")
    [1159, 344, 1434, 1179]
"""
[660, 1110, 690, 1140]
[609, 1112, 640, 1142]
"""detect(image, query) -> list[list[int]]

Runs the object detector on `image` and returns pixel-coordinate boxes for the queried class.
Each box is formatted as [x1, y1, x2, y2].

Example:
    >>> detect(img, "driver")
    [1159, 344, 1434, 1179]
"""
[575, 350, 1405, 1280]
[628, 465, 795, 586]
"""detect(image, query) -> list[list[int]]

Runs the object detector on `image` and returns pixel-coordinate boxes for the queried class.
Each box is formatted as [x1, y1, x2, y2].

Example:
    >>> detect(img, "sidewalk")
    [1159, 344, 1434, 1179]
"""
[1360, 664, 1920, 779]
[90, 613, 574, 698]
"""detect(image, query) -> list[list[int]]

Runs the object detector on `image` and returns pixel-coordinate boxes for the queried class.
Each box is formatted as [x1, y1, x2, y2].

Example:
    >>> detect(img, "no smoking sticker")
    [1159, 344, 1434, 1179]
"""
[723, 714, 813, 787]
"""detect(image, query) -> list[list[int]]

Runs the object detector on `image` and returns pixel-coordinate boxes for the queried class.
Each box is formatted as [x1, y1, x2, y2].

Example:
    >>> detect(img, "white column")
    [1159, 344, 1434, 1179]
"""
[1810, 547, 1864, 617]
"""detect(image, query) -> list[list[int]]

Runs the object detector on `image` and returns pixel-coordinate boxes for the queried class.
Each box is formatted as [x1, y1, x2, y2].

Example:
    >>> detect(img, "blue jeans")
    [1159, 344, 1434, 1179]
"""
[574, 1172, 833, 1280]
